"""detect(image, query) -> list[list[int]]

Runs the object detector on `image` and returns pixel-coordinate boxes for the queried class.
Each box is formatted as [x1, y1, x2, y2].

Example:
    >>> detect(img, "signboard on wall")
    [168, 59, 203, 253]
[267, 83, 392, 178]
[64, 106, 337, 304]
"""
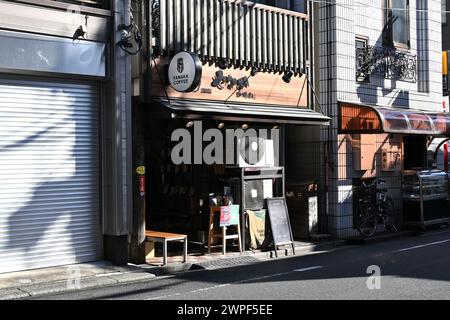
[167, 52, 202, 92]
[152, 56, 309, 108]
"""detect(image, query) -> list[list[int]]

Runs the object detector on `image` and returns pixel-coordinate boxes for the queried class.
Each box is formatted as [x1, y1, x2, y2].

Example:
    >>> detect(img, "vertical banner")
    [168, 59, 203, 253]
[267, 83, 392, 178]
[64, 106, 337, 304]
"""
[137, 166, 146, 197]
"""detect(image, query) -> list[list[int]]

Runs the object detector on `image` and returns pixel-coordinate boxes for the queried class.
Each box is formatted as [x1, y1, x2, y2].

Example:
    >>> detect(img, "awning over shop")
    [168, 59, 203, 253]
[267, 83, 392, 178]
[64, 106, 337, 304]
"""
[153, 98, 331, 126]
[339, 102, 450, 136]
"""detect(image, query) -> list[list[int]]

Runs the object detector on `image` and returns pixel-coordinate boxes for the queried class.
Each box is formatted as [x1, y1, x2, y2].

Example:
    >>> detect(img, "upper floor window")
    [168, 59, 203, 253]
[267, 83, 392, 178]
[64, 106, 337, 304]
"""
[252, 0, 306, 12]
[384, 0, 410, 48]
[443, 0, 449, 26]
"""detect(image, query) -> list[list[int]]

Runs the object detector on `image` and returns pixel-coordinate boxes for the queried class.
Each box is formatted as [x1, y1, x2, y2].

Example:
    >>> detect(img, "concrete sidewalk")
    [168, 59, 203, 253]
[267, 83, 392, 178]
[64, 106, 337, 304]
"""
[0, 261, 157, 300]
[0, 239, 346, 300]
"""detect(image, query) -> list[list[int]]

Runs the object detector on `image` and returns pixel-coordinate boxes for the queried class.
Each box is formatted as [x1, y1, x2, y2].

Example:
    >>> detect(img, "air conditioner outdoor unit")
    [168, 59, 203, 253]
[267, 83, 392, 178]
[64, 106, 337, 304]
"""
[237, 137, 275, 168]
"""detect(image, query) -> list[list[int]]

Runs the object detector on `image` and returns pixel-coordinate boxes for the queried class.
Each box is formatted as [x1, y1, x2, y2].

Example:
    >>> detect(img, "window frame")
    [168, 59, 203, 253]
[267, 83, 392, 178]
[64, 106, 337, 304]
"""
[385, 0, 410, 50]
[355, 36, 370, 82]
[443, 0, 448, 26]
[251, 0, 303, 11]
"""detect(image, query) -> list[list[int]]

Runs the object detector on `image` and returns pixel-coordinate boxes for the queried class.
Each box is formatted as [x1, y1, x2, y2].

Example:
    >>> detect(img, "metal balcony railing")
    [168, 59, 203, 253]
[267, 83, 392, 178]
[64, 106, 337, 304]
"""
[356, 45, 417, 83]
[152, 0, 308, 75]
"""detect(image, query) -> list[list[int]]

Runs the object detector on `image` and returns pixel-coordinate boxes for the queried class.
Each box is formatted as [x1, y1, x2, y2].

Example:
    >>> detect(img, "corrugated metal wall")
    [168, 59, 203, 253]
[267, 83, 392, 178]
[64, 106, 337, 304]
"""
[0, 78, 101, 273]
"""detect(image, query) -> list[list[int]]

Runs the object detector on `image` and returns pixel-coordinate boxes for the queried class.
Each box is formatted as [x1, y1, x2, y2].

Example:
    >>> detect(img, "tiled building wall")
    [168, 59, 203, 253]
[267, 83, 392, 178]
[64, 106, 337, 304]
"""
[318, 0, 442, 238]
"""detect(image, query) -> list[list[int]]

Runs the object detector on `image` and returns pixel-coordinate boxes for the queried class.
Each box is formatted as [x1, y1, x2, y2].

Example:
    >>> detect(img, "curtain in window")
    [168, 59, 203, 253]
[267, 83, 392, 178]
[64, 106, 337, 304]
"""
[391, 0, 409, 46]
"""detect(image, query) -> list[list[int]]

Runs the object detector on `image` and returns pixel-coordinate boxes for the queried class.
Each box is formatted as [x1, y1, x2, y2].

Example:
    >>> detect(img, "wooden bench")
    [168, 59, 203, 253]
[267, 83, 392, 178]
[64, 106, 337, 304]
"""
[145, 230, 188, 266]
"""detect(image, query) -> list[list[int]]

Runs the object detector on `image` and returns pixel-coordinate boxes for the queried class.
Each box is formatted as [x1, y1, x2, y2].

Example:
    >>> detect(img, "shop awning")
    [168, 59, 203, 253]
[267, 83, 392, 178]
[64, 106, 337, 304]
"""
[339, 102, 450, 136]
[153, 98, 331, 126]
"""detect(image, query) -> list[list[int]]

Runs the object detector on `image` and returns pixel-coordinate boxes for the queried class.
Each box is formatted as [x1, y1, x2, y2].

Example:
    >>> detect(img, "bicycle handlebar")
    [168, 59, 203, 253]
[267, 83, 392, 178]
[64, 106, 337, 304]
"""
[361, 178, 387, 189]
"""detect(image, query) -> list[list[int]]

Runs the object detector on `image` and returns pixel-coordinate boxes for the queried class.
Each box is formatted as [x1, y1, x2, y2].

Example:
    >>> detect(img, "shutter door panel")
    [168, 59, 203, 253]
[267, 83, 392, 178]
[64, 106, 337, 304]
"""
[0, 78, 101, 273]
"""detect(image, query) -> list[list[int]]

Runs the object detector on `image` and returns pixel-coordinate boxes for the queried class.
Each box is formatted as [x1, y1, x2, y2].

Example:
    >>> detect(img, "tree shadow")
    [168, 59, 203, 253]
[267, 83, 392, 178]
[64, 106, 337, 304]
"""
[0, 83, 101, 273]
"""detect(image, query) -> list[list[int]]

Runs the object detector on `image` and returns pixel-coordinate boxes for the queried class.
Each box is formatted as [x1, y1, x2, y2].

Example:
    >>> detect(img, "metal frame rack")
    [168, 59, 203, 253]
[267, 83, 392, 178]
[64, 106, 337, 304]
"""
[228, 166, 285, 251]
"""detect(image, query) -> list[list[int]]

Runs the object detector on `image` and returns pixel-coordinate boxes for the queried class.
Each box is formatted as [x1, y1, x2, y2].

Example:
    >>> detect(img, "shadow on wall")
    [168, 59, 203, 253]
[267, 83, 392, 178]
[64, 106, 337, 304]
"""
[355, 19, 411, 109]
[0, 86, 100, 273]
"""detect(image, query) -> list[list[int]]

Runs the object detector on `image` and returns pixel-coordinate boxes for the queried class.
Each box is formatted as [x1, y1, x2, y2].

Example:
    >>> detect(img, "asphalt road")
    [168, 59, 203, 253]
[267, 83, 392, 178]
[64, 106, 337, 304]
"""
[36, 228, 450, 300]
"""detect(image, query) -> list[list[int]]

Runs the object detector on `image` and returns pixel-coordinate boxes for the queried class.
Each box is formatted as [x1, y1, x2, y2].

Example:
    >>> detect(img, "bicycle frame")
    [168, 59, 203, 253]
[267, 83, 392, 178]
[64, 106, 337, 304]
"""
[357, 179, 397, 237]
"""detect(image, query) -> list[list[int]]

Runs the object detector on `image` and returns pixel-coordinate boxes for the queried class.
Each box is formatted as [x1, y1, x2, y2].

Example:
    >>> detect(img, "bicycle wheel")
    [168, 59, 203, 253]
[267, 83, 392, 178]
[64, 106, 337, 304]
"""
[382, 196, 398, 232]
[357, 202, 378, 238]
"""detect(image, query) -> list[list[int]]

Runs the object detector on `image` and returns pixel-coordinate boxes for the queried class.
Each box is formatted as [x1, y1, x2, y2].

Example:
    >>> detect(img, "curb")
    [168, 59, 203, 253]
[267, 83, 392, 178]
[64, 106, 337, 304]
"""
[190, 240, 348, 271]
[344, 231, 416, 245]
[0, 271, 157, 300]
[264, 240, 348, 259]
[146, 263, 194, 276]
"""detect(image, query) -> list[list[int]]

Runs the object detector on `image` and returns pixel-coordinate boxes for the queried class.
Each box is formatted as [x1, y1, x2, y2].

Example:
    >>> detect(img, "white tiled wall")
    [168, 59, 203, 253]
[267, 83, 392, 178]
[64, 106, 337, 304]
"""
[318, 0, 442, 239]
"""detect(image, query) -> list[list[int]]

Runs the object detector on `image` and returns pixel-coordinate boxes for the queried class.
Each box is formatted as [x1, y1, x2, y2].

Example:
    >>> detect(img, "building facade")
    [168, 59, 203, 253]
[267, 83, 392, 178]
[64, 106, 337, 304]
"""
[127, 0, 331, 262]
[0, 0, 133, 273]
[317, 0, 444, 238]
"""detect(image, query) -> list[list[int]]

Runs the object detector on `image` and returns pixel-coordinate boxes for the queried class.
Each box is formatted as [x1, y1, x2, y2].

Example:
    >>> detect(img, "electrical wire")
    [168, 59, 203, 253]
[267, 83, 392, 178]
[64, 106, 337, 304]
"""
[118, 11, 143, 55]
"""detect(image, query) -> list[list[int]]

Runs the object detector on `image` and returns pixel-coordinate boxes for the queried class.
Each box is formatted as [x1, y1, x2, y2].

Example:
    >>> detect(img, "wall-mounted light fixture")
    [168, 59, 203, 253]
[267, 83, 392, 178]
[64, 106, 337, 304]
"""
[241, 124, 249, 130]
[218, 58, 231, 70]
[282, 70, 294, 83]
[186, 121, 195, 128]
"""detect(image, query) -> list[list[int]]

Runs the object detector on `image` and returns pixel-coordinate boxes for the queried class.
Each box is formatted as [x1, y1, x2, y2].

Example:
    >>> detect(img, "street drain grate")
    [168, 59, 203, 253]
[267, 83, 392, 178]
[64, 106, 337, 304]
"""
[192, 256, 262, 270]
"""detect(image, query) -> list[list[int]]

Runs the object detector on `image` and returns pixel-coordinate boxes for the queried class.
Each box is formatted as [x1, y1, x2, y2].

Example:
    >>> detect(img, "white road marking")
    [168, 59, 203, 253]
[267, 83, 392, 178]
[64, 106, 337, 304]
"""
[396, 239, 450, 253]
[294, 266, 324, 272]
[147, 292, 181, 300]
[145, 269, 314, 300]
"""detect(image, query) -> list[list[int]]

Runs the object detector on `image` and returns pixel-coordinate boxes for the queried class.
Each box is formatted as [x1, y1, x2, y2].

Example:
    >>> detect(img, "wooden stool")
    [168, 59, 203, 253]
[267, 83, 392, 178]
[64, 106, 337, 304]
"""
[208, 207, 242, 255]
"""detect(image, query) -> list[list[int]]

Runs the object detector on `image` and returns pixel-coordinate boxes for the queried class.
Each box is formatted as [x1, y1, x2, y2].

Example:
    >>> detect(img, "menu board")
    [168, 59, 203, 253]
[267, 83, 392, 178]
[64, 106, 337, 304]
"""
[266, 197, 294, 246]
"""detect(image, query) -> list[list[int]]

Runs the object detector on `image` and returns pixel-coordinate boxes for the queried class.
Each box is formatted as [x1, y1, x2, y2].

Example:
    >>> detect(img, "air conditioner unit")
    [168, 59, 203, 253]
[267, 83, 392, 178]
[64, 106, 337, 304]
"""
[237, 137, 275, 168]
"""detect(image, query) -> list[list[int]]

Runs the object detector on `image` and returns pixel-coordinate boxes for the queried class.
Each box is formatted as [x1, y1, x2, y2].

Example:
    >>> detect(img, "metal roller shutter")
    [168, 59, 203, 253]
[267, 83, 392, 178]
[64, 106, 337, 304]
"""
[0, 78, 101, 273]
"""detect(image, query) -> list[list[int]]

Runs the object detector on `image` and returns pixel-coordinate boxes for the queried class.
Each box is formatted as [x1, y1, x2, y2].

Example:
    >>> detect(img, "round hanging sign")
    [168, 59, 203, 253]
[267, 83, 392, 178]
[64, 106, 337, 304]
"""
[168, 51, 202, 92]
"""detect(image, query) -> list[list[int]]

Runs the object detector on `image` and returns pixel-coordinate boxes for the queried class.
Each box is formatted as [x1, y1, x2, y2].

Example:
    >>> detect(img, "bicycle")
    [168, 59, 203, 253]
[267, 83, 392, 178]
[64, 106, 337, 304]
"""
[356, 178, 398, 238]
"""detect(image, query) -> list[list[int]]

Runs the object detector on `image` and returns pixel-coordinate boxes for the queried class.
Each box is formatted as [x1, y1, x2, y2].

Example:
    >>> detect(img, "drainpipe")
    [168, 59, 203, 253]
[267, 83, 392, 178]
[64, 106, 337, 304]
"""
[445, 142, 449, 173]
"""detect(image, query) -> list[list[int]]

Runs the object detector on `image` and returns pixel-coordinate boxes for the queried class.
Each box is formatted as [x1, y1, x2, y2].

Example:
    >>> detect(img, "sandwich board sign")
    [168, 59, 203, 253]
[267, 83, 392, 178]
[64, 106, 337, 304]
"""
[266, 197, 295, 257]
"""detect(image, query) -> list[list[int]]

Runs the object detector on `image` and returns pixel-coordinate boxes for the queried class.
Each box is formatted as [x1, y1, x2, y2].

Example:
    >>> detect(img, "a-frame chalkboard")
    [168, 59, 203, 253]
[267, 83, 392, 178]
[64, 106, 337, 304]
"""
[266, 197, 295, 257]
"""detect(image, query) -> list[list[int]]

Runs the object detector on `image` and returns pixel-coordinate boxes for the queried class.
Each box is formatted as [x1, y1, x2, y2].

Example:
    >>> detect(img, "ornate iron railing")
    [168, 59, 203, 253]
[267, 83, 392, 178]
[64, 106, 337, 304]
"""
[356, 45, 417, 83]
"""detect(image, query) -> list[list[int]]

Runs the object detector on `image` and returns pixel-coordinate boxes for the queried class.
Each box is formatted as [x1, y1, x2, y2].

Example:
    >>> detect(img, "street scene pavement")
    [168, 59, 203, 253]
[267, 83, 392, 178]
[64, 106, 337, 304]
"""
[34, 228, 450, 300]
